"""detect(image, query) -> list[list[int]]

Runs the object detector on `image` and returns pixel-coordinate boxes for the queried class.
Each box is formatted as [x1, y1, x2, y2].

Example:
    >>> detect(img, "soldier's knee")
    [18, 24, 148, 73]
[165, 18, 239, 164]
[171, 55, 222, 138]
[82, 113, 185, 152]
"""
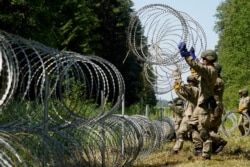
[200, 128, 210, 141]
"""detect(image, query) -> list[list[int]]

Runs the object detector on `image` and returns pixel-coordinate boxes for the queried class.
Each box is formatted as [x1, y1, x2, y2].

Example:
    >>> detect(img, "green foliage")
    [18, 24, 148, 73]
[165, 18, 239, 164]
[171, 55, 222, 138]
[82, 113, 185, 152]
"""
[58, 0, 100, 53]
[0, 0, 62, 47]
[90, 0, 155, 107]
[0, 0, 156, 107]
[0, 100, 44, 125]
[142, 65, 157, 106]
[0, 81, 103, 125]
[124, 103, 141, 115]
[59, 79, 105, 119]
[119, 103, 168, 119]
[214, 0, 250, 110]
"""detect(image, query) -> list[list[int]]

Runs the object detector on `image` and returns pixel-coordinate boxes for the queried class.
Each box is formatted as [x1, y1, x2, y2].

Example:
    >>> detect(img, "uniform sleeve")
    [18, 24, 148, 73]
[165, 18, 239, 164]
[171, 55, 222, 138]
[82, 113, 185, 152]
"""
[185, 56, 216, 82]
[241, 96, 250, 111]
[171, 105, 184, 115]
[178, 86, 199, 105]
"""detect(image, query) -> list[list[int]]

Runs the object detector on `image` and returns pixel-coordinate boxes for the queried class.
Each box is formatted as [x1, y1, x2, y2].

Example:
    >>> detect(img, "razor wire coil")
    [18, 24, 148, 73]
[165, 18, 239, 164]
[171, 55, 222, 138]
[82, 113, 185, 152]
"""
[128, 4, 207, 95]
[128, 3, 207, 68]
[221, 110, 250, 138]
[0, 29, 175, 166]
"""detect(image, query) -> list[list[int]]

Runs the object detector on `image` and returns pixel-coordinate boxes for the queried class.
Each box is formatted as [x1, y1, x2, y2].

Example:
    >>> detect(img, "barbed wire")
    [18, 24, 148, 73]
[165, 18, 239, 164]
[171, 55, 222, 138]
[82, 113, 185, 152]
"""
[128, 4, 207, 95]
[0, 3, 208, 164]
[0, 29, 175, 166]
[0, 30, 125, 122]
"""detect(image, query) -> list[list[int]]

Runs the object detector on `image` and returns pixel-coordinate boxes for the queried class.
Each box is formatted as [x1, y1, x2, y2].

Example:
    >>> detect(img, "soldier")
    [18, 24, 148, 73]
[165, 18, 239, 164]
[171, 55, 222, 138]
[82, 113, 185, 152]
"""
[209, 63, 227, 154]
[169, 98, 184, 136]
[237, 89, 250, 136]
[178, 42, 218, 160]
[171, 75, 202, 155]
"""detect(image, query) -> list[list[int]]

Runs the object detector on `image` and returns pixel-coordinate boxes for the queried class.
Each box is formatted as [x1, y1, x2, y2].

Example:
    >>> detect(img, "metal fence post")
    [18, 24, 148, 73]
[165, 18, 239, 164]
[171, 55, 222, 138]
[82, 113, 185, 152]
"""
[43, 74, 49, 167]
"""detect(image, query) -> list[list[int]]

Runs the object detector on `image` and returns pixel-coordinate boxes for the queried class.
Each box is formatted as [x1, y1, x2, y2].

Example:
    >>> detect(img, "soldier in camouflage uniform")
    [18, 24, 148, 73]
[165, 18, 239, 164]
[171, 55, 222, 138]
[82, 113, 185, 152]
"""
[209, 63, 227, 154]
[178, 42, 218, 160]
[237, 89, 250, 136]
[169, 98, 184, 136]
[171, 75, 202, 155]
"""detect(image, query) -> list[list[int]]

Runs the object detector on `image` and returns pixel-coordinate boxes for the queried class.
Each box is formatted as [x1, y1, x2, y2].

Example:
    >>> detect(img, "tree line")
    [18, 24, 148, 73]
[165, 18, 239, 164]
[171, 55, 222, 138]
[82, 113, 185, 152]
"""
[1, 0, 249, 111]
[215, 0, 250, 110]
[0, 0, 157, 108]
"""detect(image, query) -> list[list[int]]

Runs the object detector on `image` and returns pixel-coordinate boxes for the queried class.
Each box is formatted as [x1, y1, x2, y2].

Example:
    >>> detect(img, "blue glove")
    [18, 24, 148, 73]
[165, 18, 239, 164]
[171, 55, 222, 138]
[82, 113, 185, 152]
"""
[180, 51, 190, 57]
[178, 42, 187, 51]
[178, 42, 189, 57]
[189, 47, 196, 59]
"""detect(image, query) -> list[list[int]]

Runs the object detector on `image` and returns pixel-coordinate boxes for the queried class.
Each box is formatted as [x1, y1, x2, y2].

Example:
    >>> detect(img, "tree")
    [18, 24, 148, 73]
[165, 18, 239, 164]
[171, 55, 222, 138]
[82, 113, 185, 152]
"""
[83, 0, 157, 106]
[57, 0, 100, 53]
[214, 0, 250, 109]
[0, 0, 157, 107]
[0, 0, 63, 47]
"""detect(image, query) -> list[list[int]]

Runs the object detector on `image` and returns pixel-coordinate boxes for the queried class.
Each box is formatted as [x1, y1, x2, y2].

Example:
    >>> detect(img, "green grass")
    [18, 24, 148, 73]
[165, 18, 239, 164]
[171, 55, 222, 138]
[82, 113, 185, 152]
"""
[133, 133, 250, 167]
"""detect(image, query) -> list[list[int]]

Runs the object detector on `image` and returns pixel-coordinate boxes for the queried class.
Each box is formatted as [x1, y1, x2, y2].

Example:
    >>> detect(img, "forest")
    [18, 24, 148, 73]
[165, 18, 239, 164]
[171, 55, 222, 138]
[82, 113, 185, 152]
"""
[1, 0, 249, 110]
[0, 0, 250, 166]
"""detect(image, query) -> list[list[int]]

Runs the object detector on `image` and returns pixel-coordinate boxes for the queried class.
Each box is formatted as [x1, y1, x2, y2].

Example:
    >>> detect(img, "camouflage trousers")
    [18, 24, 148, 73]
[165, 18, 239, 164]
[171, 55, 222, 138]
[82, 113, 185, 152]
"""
[238, 110, 250, 136]
[208, 105, 224, 145]
[173, 115, 202, 151]
[188, 105, 212, 158]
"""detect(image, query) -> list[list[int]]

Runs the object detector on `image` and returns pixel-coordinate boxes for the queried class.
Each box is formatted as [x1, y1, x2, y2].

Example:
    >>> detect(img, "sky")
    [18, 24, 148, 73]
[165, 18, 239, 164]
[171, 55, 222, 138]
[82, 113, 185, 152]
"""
[132, 0, 224, 101]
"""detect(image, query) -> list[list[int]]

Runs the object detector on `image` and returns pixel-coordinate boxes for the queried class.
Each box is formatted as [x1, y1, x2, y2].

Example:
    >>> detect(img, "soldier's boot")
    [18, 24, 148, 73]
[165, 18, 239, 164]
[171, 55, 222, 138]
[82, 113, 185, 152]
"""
[201, 139, 212, 160]
[214, 140, 227, 154]
[170, 138, 183, 155]
[193, 148, 202, 156]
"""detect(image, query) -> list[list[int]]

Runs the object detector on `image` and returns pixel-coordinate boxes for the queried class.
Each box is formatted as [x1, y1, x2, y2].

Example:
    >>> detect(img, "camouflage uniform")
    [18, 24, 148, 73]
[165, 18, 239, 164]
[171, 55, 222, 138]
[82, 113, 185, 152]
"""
[185, 50, 218, 159]
[209, 70, 227, 153]
[170, 100, 184, 133]
[172, 76, 202, 153]
[238, 89, 250, 136]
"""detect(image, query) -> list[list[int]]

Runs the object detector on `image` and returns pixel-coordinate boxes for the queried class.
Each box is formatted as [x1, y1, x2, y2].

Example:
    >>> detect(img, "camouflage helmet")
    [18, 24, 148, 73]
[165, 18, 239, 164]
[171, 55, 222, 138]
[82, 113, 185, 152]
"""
[238, 89, 242, 94]
[186, 75, 197, 83]
[173, 97, 180, 103]
[213, 62, 222, 73]
[241, 89, 248, 95]
[201, 50, 217, 61]
[176, 99, 183, 105]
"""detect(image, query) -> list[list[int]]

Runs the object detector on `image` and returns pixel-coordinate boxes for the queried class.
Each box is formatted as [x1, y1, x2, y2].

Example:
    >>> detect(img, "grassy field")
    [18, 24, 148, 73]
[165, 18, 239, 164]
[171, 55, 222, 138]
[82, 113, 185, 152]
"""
[133, 134, 250, 167]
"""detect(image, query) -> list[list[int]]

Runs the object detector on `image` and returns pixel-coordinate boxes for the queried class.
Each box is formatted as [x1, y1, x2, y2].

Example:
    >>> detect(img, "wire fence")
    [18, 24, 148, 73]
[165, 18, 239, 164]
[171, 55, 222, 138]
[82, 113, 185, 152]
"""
[0, 29, 175, 166]
[3, 3, 238, 166]
[127, 3, 207, 94]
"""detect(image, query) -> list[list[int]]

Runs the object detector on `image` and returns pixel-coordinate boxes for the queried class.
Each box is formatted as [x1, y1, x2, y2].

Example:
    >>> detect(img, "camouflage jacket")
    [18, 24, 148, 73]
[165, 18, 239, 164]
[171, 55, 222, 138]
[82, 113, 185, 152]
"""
[214, 77, 225, 107]
[185, 56, 217, 106]
[239, 95, 250, 113]
[177, 84, 199, 117]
